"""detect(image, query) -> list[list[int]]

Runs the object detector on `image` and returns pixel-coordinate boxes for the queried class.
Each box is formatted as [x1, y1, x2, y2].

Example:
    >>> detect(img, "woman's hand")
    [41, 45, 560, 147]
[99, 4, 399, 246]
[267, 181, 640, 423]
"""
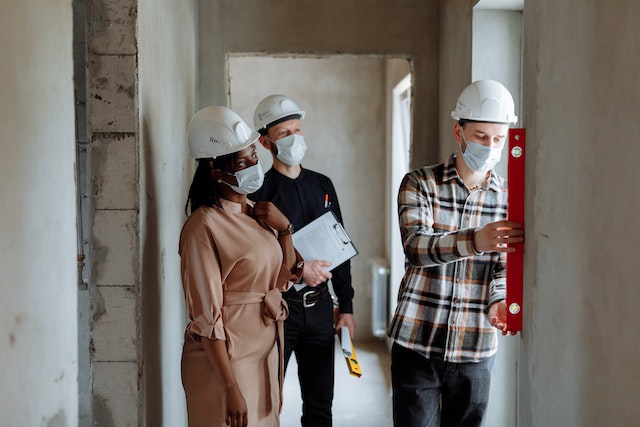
[224, 384, 248, 427]
[202, 339, 248, 427]
[252, 201, 290, 233]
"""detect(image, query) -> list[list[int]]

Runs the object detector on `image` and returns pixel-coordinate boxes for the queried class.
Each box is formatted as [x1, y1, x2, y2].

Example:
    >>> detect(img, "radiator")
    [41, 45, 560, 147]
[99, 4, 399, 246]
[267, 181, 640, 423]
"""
[369, 258, 390, 338]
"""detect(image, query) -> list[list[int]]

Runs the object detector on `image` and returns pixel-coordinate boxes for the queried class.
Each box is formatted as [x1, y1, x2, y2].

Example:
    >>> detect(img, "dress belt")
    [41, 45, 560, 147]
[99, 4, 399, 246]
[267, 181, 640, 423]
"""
[223, 288, 289, 413]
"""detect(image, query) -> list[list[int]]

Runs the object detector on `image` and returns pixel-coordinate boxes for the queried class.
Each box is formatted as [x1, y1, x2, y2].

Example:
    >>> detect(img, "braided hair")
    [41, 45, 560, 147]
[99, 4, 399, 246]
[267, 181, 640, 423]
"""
[184, 153, 238, 215]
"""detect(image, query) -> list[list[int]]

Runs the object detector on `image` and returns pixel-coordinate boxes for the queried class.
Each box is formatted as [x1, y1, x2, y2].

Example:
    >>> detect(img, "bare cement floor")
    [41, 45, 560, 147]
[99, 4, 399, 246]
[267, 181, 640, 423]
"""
[280, 339, 393, 427]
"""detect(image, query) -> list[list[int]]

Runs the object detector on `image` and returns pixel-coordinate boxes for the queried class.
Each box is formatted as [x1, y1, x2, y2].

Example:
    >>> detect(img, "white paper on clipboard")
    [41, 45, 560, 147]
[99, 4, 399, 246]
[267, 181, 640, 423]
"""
[292, 211, 358, 271]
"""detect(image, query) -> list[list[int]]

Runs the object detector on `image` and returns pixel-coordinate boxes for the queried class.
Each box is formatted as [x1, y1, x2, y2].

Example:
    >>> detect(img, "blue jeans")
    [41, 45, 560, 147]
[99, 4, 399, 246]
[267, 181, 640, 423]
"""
[391, 342, 496, 427]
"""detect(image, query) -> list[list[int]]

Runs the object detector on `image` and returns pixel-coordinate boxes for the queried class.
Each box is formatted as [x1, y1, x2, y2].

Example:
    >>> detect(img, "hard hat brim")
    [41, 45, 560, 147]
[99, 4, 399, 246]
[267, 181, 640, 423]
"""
[451, 111, 518, 124]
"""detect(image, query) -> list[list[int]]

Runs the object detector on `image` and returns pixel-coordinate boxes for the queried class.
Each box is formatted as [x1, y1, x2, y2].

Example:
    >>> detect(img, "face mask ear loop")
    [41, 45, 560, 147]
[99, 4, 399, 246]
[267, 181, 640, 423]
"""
[263, 135, 279, 157]
[460, 127, 469, 150]
[213, 169, 237, 187]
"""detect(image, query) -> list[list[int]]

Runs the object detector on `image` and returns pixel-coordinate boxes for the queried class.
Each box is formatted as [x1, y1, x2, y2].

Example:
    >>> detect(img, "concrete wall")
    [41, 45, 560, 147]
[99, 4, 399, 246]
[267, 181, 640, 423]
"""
[472, 9, 522, 116]
[138, 0, 197, 425]
[473, 8, 523, 180]
[229, 56, 402, 339]
[199, 0, 440, 169]
[520, 2, 640, 426]
[439, 0, 476, 161]
[0, 1, 78, 426]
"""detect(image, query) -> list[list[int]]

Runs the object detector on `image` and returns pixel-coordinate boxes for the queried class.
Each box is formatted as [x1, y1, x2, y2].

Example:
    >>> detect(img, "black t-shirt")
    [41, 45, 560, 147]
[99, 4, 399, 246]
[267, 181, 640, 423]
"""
[249, 167, 354, 313]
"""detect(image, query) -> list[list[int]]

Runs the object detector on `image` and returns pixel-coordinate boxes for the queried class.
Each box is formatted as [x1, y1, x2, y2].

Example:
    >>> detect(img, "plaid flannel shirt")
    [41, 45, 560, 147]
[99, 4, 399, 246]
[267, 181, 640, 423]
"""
[388, 154, 508, 363]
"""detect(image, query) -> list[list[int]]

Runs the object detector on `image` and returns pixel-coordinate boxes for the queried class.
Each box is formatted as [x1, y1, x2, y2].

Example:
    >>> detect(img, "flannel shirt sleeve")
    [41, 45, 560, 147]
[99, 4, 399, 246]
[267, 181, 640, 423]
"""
[398, 171, 478, 268]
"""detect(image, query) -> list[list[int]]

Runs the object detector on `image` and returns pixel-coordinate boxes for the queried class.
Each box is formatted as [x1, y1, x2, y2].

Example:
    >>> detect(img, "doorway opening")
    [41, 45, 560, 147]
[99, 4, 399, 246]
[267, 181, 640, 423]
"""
[228, 55, 411, 343]
[388, 73, 412, 331]
[227, 54, 410, 424]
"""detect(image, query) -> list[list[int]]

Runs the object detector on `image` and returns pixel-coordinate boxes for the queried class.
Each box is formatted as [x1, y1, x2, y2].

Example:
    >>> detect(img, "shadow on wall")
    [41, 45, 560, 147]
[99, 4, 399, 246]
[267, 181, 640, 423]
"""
[140, 117, 164, 426]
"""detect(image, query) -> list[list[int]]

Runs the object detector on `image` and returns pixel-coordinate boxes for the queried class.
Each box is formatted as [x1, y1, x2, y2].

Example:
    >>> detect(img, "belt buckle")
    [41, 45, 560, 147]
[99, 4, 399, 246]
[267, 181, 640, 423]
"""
[302, 290, 318, 308]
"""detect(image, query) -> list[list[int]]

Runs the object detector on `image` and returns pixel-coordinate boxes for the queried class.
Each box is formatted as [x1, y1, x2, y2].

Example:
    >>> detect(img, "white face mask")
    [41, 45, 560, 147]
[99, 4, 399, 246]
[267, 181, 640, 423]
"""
[461, 132, 502, 172]
[273, 134, 307, 166]
[223, 162, 264, 194]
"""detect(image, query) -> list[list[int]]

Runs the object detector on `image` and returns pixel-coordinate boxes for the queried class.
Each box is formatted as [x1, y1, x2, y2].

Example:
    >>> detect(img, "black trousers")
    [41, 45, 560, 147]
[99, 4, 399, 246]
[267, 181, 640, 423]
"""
[283, 286, 335, 427]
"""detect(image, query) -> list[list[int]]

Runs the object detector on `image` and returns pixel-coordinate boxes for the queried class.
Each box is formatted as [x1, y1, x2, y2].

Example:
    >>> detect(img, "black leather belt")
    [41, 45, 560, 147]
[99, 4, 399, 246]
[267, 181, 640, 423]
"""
[284, 285, 330, 308]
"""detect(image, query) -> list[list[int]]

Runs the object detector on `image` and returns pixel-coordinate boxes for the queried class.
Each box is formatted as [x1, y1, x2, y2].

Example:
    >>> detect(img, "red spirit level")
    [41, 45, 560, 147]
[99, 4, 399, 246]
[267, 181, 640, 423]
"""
[506, 128, 525, 332]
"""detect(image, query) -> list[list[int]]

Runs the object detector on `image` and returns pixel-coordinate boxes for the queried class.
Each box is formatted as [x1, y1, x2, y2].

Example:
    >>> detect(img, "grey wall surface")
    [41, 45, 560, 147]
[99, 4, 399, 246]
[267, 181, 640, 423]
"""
[520, 2, 640, 426]
[439, 0, 476, 161]
[473, 9, 522, 119]
[199, 0, 440, 169]
[0, 1, 78, 425]
[138, 1, 197, 426]
[473, 8, 523, 180]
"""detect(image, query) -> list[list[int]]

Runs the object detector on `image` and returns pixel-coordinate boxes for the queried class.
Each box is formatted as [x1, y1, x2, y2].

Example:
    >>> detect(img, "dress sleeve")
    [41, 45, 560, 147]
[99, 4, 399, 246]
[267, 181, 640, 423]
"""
[275, 248, 304, 292]
[179, 219, 226, 340]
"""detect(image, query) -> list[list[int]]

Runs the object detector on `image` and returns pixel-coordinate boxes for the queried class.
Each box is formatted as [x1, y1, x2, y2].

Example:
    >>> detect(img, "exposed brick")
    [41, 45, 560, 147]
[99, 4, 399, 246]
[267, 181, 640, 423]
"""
[88, 54, 137, 133]
[92, 209, 138, 286]
[92, 286, 139, 362]
[93, 361, 141, 427]
[92, 133, 138, 210]
[87, 0, 137, 55]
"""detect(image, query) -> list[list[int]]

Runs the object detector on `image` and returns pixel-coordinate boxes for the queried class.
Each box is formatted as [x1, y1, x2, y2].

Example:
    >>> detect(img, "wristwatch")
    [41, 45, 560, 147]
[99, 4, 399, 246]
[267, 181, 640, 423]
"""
[278, 223, 294, 236]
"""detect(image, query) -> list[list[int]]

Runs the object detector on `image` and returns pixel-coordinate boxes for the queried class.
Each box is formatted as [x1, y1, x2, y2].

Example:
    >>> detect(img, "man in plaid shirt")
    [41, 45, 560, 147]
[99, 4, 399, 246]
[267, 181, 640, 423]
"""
[388, 80, 524, 427]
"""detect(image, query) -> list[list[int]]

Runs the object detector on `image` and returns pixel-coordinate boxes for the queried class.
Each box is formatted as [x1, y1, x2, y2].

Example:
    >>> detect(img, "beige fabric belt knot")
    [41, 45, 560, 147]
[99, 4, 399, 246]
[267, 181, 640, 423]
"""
[223, 288, 289, 413]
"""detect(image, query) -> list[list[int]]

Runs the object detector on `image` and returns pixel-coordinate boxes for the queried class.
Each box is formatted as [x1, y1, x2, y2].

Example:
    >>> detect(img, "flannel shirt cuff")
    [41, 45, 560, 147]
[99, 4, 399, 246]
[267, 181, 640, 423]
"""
[457, 227, 481, 257]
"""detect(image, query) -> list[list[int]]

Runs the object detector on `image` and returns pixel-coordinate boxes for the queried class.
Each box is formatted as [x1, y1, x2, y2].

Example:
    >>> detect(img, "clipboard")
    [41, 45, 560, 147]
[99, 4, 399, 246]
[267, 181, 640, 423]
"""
[292, 211, 358, 270]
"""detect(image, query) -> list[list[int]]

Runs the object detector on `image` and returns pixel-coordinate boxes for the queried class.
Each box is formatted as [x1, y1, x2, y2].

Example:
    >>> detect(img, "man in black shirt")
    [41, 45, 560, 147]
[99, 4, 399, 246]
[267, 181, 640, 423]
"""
[249, 94, 356, 427]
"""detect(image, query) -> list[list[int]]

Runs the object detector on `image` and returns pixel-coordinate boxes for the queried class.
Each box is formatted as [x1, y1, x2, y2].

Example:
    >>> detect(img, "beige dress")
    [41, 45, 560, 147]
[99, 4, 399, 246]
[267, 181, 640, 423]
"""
[179, 199, 297, 427]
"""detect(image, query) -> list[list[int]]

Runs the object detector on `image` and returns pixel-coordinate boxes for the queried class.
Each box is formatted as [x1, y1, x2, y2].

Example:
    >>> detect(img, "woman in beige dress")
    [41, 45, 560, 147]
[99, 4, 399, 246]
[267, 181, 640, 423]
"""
[180, 106, 303, 427]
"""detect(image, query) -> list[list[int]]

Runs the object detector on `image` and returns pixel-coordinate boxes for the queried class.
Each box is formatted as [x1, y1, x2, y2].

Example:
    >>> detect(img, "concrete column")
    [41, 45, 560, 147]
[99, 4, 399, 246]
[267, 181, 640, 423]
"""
[86, 1, 142, 425]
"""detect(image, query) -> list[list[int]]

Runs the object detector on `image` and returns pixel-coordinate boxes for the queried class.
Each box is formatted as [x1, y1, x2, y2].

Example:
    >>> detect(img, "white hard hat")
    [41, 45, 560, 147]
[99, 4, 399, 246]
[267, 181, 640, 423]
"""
[451, 79, 518, 124]
[187, 106, 259, 159]
[253, 94, 306, 132]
